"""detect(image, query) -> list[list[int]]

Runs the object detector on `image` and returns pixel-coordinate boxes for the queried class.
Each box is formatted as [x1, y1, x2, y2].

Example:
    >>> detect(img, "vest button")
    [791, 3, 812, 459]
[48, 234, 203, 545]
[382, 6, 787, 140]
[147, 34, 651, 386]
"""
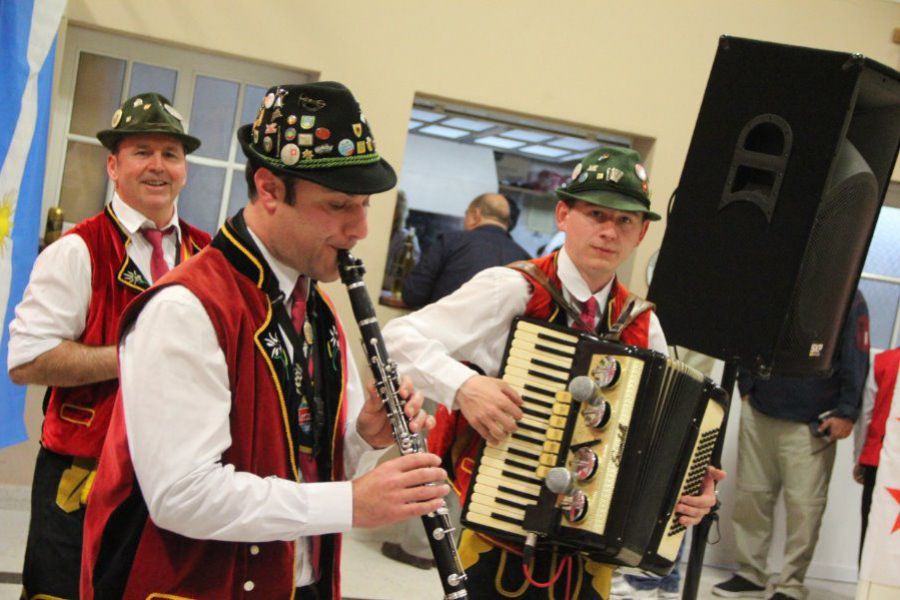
[243, 580, 255, 592]
[250, 544, 260, 555]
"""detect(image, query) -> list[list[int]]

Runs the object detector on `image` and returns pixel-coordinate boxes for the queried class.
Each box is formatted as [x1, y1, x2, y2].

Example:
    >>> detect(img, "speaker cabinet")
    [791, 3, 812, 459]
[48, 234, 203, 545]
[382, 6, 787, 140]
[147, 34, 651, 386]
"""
[648, 36, 900, 376]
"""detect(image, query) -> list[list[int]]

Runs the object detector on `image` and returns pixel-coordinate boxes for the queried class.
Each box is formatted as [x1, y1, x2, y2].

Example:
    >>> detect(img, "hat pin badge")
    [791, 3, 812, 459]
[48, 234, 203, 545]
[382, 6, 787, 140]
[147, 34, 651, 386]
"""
[606, 167, 624, 183]
[163, 104, 183, 121]
[299, 95, 326, 112]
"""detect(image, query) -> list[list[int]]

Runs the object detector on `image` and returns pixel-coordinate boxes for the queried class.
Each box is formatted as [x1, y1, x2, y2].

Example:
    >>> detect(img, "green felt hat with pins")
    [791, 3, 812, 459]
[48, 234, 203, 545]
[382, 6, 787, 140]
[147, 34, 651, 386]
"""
[556, 146, 660, 221]
[237, 81, 396, 195]
[96, 92, 201, 154]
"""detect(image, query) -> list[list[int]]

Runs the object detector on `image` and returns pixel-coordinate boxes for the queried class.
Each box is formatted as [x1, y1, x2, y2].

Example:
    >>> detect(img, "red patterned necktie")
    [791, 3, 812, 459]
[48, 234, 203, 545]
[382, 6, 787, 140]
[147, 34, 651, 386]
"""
[291, 276, 321, 577]
[578, 296, 598, 331]
[140, 226, 175, 282]
[291, 276, 308, 333]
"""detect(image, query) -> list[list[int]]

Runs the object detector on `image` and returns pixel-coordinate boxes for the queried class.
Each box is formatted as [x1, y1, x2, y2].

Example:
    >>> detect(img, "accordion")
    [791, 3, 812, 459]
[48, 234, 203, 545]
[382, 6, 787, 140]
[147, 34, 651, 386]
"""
[460, 317, 728, 575]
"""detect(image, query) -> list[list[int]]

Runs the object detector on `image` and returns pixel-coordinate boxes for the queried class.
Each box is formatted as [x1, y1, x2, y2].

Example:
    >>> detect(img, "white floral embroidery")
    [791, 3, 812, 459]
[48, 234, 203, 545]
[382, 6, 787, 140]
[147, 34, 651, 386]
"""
[293, 363, 304, 391]
[264, 332, 285, 361]
[122, 270, 147, 286]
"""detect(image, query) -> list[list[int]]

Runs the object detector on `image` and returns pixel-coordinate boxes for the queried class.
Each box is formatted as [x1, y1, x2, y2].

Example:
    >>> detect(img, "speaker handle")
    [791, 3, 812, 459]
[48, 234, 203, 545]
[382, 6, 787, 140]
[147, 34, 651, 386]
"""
[719, 113, 793, 222]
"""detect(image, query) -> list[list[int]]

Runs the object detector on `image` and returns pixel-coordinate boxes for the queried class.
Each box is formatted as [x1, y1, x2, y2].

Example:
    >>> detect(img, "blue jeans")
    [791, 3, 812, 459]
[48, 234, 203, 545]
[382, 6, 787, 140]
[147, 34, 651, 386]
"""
[624, 542, 684, 593]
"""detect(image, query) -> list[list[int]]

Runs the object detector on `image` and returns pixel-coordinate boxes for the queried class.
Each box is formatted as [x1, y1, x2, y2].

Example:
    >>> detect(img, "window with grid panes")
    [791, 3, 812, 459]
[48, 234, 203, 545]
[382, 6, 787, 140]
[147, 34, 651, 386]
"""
[46, 26, 312, 235]
[860, 190, 900, 350]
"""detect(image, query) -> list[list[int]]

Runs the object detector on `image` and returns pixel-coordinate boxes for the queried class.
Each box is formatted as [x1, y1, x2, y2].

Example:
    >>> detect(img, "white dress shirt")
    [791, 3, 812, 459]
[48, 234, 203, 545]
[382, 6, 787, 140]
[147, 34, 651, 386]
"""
[7, 194, 182, 369]
[383, 247, 668, 408]
[119, 225, 377, 587]
[853, 349, 880, 464]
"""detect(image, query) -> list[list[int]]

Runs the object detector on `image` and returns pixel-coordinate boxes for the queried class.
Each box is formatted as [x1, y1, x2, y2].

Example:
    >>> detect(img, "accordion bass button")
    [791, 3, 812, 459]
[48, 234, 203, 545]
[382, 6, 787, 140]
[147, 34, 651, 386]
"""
[574, 447, 599, 481]
[591, 356, 621, 388]
[582, 400, 611, 429]
[563, 491, 589, 523]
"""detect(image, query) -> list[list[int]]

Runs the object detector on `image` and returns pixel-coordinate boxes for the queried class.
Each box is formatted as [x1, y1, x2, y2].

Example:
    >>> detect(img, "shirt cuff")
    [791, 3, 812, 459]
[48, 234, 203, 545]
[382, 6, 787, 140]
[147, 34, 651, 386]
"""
[438, 362, 480, 411]
[7, 337, 64, 370]
[343, 420, 391, 478]
[303, 480, 354, 535]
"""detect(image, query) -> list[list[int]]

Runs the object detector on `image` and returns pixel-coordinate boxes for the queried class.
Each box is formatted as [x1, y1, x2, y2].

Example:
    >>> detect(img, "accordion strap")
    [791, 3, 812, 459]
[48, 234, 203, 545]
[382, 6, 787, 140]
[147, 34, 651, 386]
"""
[507, 260, 583, 326]
[509, 260, 656, 342]
[606, 294, 656, 342]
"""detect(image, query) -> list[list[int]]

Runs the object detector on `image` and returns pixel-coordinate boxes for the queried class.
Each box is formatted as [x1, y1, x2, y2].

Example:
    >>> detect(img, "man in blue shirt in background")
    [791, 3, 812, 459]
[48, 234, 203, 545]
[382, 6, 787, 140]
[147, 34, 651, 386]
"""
[402, 193, 530, 308]
[713, 290, 870, 600]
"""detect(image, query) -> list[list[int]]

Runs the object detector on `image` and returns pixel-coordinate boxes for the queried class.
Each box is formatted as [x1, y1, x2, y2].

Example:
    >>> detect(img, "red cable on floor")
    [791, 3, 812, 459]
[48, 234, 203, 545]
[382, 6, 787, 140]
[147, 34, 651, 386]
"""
[522, 554, 571, 590]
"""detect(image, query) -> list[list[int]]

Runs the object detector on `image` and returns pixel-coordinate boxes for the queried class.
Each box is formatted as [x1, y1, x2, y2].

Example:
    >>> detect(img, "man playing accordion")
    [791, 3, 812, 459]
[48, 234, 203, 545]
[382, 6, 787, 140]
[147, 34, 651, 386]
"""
[384, 146, 725, 599]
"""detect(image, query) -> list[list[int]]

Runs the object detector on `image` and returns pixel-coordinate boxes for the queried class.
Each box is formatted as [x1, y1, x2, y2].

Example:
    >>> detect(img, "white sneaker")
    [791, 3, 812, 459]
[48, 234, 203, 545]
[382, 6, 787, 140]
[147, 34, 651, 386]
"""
[658, 590, 680, 600]
[611, 574, 630, 599]
[610, 574, 659, 600]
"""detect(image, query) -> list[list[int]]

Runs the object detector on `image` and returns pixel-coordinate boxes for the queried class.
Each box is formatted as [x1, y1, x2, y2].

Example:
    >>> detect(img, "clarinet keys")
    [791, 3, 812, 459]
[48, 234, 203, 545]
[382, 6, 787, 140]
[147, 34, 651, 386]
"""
[337, 249, 468, 600]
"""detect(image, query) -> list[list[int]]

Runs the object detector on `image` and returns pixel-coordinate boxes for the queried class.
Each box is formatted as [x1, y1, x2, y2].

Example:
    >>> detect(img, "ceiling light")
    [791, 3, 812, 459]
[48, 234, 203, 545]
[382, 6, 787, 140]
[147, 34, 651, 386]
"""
[474, 136, 525, 149]
[411, 108, 444, 123]
[519, 145, 570, 158]
[502, 129, 553, 143]
[548, 136, 597, 151]
[408, 120, 424, 130]
[442, 117, 494, 132]
[418, 124, 470, 139]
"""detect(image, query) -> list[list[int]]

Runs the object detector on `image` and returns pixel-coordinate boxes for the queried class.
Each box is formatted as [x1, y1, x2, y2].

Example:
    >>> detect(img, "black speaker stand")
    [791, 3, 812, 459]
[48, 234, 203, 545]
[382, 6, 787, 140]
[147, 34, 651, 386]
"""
[681, 359, 739, 600]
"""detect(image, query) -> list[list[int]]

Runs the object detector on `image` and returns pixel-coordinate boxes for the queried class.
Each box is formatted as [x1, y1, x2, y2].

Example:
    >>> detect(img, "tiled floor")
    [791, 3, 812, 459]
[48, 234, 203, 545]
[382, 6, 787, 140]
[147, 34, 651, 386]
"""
[0, 486, 857, 600]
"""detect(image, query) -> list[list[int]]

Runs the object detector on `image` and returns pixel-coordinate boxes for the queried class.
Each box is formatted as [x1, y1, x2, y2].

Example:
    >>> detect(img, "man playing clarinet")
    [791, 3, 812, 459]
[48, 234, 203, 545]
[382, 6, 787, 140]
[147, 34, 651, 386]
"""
[81, 82, 448, 600]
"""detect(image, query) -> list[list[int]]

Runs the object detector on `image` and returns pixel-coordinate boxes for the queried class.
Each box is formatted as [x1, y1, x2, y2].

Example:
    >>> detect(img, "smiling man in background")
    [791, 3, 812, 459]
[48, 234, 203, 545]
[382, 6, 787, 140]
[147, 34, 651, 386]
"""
[8, 92, 210, 600]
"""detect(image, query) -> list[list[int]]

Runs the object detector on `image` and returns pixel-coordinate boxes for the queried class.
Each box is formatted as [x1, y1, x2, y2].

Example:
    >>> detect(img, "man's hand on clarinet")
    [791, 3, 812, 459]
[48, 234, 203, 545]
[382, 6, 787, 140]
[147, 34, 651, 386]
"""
[455, 374, 524, 445]
[357, 376, 435, 449]
[674, 466, 726, 526]
[352, 453, 449, 528]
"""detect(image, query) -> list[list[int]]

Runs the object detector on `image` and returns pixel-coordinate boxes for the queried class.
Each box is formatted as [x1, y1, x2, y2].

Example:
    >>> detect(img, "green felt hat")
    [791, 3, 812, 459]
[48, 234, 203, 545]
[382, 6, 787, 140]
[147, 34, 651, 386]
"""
[237, 81, 396, 195]
[96, 92, 200, 154]
[556, 146, 660, 221]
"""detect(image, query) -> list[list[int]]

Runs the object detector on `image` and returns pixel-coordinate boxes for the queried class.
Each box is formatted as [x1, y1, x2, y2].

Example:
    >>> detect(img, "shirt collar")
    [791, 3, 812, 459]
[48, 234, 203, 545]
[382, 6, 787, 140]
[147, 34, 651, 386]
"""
[557, 246, 615, 308]
[111, 193, 182, 243]
[244, 223, 302, 304]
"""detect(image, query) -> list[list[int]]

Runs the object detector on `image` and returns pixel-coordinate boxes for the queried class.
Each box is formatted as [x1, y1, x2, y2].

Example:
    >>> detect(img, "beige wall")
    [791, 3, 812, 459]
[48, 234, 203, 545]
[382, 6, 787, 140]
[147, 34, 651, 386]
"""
[1, 0, 897, 486]
[62, 0, 900, 300]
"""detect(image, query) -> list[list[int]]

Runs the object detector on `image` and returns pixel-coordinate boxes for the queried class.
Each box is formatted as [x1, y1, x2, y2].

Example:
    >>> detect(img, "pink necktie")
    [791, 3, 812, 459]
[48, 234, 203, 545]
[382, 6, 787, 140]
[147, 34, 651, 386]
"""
[578, 296, 598, 331]
[140, 227, 175, 282]
[291, 276, 321, 577]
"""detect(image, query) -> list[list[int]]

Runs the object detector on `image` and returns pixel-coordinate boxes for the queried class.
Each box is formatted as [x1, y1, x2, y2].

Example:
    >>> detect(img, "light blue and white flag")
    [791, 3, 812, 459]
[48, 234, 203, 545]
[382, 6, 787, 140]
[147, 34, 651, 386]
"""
[0, 0, 67, 449]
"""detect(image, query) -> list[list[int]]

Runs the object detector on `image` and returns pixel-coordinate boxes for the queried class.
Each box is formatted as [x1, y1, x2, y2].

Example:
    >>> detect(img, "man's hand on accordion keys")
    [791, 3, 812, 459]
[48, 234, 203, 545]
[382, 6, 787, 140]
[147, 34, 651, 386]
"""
[674, 465, 726, 526]
[455, 374, 525, 445]
[357, 376, 435, 449]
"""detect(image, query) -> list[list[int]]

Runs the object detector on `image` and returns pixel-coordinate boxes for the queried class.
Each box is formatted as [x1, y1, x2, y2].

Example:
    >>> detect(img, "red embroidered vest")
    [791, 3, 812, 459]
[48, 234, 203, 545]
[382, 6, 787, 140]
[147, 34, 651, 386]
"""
[82, 220, 348, 600]
[42, 205, 209, 458]
[860, 348, 900, 467]
[428, 252, 651, 502]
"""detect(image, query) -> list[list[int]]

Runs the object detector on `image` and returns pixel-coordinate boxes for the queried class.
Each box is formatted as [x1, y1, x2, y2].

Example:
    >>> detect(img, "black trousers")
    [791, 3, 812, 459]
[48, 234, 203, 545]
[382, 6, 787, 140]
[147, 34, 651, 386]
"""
[295, 583, 321, 599]
[465, 545, 604, 599]
[859, 464, 877, 562]
[22, 447, 87, 600]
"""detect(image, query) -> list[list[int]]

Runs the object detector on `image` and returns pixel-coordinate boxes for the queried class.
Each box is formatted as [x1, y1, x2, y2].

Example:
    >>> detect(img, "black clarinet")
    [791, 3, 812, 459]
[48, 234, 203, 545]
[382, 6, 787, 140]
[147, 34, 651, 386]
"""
[338, 249, 468, 600]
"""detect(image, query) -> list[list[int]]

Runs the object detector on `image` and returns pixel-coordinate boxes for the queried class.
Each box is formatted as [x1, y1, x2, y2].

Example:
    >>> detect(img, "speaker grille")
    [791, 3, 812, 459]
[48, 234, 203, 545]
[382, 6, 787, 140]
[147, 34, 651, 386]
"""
[776, 143, 879, 372]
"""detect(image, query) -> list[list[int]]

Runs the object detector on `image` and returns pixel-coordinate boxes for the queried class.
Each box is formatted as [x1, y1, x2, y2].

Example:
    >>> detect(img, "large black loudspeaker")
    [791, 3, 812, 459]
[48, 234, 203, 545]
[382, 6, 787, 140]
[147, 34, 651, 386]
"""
[648, 36, 900, 376]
